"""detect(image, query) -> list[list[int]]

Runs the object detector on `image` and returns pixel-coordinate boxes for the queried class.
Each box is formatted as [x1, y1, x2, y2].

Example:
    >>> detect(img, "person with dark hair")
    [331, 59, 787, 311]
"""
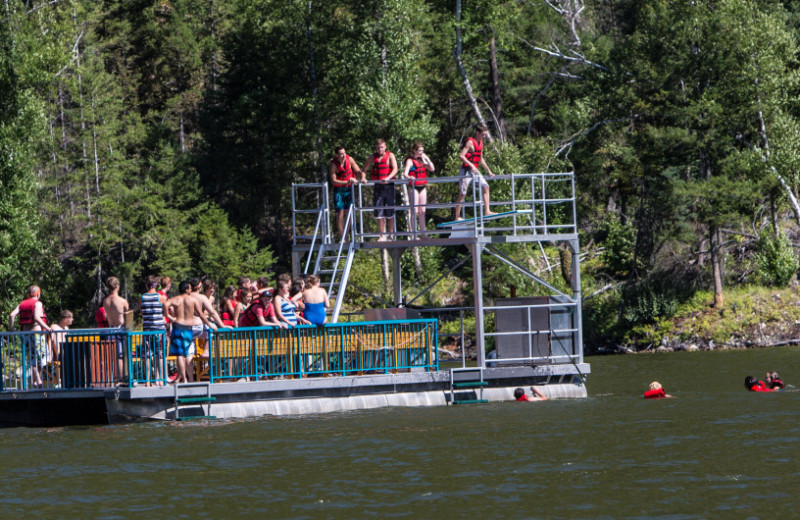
[220, 285, 237, 327]
[329, 145, 364, 238]
[255, 276, 271, 295]
[403, 141, 435, 239]
[514, 386, 547, 401]
[745, 375, 777, 392]
[235, 276, 251, 302]
[141, 275, 168, 386]
[190, 278, 228, 362]
[238, 289, 285, 328]
[168, 281, 216, 384]
[362, 138, 398, 241]
[766, 371, 785, 389]
[274, 279, 310, 327]
[455, 123, 496, 220]
[49, 310, 73, 365]
[233, 288, 252, 326]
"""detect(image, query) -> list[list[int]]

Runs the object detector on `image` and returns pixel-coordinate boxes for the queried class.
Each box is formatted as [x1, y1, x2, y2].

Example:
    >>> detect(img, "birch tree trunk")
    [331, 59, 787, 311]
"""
[710, 227, 724, 307]
[755, 105, 800, 227]
[454, 0, 492, 142]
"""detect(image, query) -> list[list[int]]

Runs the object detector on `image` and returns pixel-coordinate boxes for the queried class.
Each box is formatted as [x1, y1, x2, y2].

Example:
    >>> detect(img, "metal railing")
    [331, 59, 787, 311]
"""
[0, 319, 438, 391]
[0, 328, 129, 391]
[205, 319, 437, 381]
[340, 302, 582, 368]
[291, 172, 577, 244]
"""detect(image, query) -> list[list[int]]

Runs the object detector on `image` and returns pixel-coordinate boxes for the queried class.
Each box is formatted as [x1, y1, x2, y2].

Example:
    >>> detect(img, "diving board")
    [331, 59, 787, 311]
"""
[437, 209, 533, 238]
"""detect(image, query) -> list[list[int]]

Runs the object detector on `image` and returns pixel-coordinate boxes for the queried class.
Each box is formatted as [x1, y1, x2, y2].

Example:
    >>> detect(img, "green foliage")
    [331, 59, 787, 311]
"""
[6, 0, 800, 345]
[755, 230, 798, 287]
[598, 219, 636, 278]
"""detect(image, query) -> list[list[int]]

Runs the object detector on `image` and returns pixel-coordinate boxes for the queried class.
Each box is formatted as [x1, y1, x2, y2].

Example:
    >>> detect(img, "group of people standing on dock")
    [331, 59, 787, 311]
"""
[7, 272, 332, 386]
[328, 123, 496, 240]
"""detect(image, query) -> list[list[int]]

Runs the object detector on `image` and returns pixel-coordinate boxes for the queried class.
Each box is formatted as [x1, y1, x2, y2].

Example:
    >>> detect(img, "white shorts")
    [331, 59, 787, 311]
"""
[458, 166, 489, 196]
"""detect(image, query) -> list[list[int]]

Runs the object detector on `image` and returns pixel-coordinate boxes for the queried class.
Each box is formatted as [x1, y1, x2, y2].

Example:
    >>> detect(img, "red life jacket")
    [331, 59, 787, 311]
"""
[18, 297, 40, 326]
[370, 151, 392, 181]
[406, 157, 428, 187]
[95, 307, 109, 328]
[331, 155, 353, 186]
[239, 300, 270, 328]
[643, 388, 666, 399]
[462, 136, 483, 168]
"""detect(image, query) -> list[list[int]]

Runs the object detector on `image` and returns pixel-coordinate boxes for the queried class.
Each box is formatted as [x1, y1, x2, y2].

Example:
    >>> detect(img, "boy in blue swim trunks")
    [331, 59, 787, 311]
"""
[167, 281, 217, 383]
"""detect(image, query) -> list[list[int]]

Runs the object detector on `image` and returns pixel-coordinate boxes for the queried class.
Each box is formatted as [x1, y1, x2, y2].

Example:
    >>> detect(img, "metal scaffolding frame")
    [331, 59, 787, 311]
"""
[291, 172, 583, 369]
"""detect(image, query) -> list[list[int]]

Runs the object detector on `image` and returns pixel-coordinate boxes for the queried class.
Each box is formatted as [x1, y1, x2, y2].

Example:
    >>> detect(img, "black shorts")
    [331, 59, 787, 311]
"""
[373, 183, 396, 219]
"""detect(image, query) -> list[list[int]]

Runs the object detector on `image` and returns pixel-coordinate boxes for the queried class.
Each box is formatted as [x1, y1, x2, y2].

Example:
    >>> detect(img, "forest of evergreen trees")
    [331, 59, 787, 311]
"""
[4, 0, 800, 348]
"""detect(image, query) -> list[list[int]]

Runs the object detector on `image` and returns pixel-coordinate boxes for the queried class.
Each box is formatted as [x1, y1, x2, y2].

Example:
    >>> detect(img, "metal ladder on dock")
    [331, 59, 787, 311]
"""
[306, 206, 356, 323]
[450, 367, 489, 405]
[173, 382, 216, 421]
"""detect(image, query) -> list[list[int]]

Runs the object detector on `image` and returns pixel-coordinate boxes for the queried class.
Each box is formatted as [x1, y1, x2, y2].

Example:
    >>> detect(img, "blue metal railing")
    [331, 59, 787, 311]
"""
[205, 319, 438, 382]
[0, 319, 438, 391]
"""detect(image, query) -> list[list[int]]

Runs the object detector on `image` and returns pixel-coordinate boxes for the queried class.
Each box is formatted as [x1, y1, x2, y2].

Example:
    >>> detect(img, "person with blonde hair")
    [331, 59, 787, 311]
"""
[643, 381, 672, 399]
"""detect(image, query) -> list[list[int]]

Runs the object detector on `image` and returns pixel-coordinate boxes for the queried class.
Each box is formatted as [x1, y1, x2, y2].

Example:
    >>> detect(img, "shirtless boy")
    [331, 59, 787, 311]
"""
[168, 281, 217, 383]
[103, 276, 130, 382]
[190, 278, 229, 361]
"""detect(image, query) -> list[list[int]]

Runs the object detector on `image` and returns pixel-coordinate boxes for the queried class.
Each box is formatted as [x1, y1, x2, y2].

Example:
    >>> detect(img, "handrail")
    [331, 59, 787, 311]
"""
[0, 320, 439, 390]
[292, 172, 578, 244]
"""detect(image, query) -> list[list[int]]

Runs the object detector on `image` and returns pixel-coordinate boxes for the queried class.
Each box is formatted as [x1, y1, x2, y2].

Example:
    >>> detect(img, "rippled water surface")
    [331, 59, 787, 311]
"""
[2, 347, 800, 519]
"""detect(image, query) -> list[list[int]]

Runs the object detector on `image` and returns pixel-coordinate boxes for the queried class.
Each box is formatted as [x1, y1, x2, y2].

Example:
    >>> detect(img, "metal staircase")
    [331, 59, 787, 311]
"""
[304, 205, 356, 323]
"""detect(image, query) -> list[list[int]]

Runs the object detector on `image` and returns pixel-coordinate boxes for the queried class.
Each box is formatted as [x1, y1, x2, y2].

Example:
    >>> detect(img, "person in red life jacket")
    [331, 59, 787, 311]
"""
[237, 290, 286, 328]
[765, 371, 785, 389]
[329, 146, 364, 238]
[745, 375, 777, 392]
[644, 381, 673, 399]
[513, 386, 547, 401]
[9, 285, 51, 387]
[220, 285, 237, 327]
[362, 138, 399, 242]
[402, 141, 436, 239]
[157, 276, 172, 327]
[454, 123, 496, 220]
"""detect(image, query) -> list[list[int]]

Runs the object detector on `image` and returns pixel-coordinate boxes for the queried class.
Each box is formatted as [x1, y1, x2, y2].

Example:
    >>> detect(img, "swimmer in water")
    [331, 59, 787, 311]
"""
[643, 381, 672, 399]
[744, 375, 777, 392]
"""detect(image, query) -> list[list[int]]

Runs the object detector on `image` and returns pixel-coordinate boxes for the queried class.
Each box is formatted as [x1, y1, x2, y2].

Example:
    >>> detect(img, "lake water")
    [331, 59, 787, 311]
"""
[2, 347, 799, 519]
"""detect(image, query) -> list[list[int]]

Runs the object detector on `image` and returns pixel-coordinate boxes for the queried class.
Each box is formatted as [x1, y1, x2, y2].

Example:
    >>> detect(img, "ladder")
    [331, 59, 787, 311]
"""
[172, 382, 216, 421]
[306, 206, 356, 323]
[450, 367, 489, 405]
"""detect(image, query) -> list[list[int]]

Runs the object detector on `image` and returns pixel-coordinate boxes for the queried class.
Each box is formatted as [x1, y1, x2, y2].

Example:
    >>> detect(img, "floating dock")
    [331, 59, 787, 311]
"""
[0, 172, 589, 426]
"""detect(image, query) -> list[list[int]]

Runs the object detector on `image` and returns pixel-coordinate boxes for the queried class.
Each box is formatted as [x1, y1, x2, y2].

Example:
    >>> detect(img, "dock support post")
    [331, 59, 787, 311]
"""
[391, 248, 403, 306]
[570, 239, 584, 364]
[471, 243, 486, 368]
[291, 251, 302, 278]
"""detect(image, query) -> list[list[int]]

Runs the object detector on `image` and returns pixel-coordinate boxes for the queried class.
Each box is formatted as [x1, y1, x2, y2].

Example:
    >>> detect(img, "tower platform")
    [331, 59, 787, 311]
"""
[291, 172, 584, 370]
